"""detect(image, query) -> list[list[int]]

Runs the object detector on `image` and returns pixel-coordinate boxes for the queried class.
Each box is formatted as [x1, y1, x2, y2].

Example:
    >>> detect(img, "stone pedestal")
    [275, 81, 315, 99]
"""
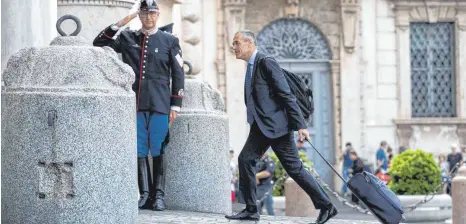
[452, 165, 466, 224]
[164, 79, 231, 214]
[1, 0, 57, 71]
[285, 178, 318, 217]
[1, 31, 137, 223]
[57, 0, 134, 44]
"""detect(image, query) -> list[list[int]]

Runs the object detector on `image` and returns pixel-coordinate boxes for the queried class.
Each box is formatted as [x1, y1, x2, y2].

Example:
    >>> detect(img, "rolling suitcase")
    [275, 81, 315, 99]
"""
[305, 140, 405, 224]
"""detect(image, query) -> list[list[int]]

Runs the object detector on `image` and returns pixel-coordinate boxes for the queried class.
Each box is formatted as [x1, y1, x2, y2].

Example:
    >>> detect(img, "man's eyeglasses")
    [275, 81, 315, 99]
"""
[139, 10, 159, 17]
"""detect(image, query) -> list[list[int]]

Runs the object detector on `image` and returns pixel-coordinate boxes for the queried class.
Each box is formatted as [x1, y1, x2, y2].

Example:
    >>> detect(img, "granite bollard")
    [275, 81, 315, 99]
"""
[164, 78, 231, 214]
[452, 164, 466, 224]
[1, 16, 137, 224]
[285, 177, 318, 217]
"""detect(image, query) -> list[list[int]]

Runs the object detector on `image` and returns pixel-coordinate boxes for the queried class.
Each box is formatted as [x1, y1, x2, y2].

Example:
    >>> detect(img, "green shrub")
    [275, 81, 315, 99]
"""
[269, 151, 312, 196]
[388, 149, 441, 195]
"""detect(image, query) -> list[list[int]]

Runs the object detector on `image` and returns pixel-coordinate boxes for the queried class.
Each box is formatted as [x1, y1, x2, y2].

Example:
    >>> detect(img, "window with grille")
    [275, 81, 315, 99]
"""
[410, 22, 456, 117]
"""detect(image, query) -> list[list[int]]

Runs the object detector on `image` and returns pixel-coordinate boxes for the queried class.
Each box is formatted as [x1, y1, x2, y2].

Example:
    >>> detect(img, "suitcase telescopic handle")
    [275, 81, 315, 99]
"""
[305, 139, 349, 185]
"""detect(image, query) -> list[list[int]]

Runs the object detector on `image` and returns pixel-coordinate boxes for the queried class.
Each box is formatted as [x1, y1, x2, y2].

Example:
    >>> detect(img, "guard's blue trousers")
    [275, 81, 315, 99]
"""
[137, 112, 169, 158]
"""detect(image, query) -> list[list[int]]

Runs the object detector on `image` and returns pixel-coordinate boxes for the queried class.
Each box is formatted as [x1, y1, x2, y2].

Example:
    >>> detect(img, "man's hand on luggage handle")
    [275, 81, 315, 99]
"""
[298, 129, 311, 142]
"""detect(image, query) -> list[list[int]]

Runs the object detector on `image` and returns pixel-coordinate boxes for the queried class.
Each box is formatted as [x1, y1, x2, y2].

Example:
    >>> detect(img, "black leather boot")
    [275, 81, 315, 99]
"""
[152, 155, 166, 211]
[138, 157, 153, 209]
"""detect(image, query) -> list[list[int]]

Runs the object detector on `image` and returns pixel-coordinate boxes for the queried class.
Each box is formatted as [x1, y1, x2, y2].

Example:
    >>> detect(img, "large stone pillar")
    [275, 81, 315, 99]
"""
[340, 0, 362, 150]
[394, 5, 411, 119]
[164, 79, 231, 214]
[223, 0, 248, 156]
[1, 0, 57, 71]
[1, 24, 137, 223]
[57, 0, 133, 44]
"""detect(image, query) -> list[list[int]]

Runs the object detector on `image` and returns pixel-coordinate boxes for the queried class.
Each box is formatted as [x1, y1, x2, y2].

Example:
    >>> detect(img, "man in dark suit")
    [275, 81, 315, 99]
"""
[225, 30, 337, 223]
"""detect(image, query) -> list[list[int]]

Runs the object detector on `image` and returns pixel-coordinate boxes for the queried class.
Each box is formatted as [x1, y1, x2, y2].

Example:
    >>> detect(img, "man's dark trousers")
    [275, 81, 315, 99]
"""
[238, 122, 332, 212]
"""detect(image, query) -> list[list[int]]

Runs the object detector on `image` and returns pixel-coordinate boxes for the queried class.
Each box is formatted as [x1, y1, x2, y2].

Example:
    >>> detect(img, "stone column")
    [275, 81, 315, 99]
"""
[164, 79, 231, 214]
[452, 165, 466, 224]
[2, 31, 137, 224]
[223, 0, 248, 156]
[394, 5, 411, 119]
[340, 0, 362, 151]
[330, 60, 343, 190]
[57, 0, 133, 44]
[1, 0, 57, 71]
[457, 3, 466, 119]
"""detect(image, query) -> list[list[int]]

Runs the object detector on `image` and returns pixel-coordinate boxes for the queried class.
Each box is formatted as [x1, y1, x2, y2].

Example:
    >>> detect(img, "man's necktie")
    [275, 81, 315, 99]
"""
[245, 63, 254, 124]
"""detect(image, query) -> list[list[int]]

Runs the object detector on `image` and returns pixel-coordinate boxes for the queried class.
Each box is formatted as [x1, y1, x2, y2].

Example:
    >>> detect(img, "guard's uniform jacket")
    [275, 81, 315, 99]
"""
[93, 25, 185, 114]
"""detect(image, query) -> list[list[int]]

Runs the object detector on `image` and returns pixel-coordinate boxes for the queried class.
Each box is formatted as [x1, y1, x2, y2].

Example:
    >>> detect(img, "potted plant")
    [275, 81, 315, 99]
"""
[388, 149, 451, 223]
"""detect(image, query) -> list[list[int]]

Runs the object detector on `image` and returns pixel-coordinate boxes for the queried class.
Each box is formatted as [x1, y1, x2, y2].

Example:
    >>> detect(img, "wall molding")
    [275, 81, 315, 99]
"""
[58, 0, 135, 9]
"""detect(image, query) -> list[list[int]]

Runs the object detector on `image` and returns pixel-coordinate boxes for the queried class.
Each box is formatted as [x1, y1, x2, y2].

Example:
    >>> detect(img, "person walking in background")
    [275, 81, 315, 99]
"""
[386, 146, 393, 168]
[375, 141, 389, 174]
[447, 144, 463, 175]
[348, 150, 364, 203]
[229, 149, 238, 202]
[438, 154, 449, 194]
[446, 143, 463, 195]
[339, 142, 353, 197]
[255, 154, 276, 216]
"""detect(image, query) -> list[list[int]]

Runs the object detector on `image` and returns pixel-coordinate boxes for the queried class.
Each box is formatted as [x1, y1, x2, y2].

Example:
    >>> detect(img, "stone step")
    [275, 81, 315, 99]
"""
[138, 210, 379, 224]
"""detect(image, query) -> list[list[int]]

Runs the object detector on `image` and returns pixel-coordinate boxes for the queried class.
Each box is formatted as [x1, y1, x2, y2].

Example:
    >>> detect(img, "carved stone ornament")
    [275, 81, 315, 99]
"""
[394, 0, 466, 31]
[57, 0, 135, 9]
[340, 0, 359, 53]
[223, 0, 247, 53]
[285, 0, 300, 18]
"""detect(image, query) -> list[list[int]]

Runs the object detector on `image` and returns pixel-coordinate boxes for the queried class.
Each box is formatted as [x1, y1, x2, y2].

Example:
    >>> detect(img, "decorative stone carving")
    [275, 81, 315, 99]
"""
[223, 0, 247, 54]
[284, 0, 300, 18]
[340, 0, 359, 53]
[57, 0, 134, 8]
[395, 6, 411, 31]
[181, 0, 203, 76]
[457, 124, 466, 149]
[457, 4, 466, 31]
[396, 123, 413, 148]
[394, 0, 464, 30]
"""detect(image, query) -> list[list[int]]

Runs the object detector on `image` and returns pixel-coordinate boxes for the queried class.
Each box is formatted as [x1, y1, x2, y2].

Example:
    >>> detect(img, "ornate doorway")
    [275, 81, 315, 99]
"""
[257, 18, 335, 186]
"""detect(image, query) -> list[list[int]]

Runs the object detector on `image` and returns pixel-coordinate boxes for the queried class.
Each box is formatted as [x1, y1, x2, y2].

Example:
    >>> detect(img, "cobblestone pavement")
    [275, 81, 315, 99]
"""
[138, 210, 379, 224]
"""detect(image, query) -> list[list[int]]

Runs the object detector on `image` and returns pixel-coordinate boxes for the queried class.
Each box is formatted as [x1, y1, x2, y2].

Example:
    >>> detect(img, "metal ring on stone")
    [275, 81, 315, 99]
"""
[183, 61, 193, 75]
[56, 14, 82, 36]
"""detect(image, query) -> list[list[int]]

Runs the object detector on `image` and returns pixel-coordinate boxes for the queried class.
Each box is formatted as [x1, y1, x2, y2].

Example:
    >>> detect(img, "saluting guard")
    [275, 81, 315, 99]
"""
[93, 0, 185, 211]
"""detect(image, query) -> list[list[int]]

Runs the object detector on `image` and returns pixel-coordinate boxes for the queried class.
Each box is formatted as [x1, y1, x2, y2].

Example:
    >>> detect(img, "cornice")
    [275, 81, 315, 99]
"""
[58, 0, 135, 9]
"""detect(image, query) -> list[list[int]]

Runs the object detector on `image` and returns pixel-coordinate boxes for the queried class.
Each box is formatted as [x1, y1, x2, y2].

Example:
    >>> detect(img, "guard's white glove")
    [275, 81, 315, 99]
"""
[129, 0, 141, 15]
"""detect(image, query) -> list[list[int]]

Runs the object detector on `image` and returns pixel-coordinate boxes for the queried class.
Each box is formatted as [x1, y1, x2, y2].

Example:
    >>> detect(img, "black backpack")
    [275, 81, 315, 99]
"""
[281, 68, 314, 119]
[259, 57, 314, 119]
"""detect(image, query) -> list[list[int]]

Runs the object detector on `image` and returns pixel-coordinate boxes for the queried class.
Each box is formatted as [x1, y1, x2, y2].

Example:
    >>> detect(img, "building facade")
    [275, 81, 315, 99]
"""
[2, 0, 466, 188]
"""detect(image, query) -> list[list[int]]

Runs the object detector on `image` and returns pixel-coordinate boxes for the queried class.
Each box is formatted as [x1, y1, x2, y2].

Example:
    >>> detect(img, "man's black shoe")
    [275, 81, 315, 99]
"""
[138, 192, 153, 210]
[225, 209, 260, 221]
[312, 205, 337, 224]
[152, 191, 165, 211]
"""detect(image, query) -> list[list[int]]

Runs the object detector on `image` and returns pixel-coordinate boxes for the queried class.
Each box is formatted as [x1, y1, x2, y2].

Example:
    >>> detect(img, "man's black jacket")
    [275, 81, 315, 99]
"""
[247, 51, 307, 138]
